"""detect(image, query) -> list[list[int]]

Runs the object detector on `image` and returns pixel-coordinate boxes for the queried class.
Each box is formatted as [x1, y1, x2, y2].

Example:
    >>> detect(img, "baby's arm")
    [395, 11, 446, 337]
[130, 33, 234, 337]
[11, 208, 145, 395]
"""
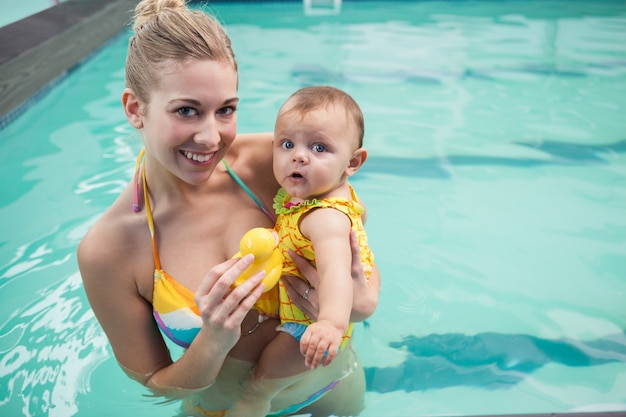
[282, 230, 379, 322]
[300, 320, 344, 369]
[299, 208, 354, 369]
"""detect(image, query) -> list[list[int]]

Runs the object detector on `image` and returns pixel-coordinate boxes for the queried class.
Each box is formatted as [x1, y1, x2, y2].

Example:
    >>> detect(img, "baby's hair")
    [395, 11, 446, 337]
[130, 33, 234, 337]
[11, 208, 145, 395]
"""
[281, 86, 365, 147]
[127, 0, 237, 104]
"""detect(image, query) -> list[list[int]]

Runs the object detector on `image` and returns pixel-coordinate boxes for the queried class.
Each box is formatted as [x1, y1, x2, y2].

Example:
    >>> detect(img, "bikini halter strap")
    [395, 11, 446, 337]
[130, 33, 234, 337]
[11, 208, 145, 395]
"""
[132, 148, 275, 224]
[221, 160, 276, 223]
[132, 149, 161, 270]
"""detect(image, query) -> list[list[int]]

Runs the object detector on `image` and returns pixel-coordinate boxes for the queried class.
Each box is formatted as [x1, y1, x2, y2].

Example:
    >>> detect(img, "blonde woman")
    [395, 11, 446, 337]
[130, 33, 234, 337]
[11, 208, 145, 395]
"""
[77, 0, 379, 415]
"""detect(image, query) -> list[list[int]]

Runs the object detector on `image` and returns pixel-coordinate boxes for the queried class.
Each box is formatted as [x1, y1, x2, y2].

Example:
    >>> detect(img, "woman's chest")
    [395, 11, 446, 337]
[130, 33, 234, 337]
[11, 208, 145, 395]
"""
[154, 200, 275, 292]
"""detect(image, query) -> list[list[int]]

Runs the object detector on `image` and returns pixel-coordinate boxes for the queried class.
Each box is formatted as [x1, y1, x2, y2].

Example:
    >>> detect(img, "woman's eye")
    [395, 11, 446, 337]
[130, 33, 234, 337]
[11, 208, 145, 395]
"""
[218, 106, 236, 116]
[312, 144, 326, 152]
[178, 107, 198, 117]
[282, 140, 294, 150]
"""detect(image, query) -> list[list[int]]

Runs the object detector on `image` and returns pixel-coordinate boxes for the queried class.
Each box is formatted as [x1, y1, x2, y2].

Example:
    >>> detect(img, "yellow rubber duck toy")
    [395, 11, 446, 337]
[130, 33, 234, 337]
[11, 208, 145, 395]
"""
[232, 227, 283, 292]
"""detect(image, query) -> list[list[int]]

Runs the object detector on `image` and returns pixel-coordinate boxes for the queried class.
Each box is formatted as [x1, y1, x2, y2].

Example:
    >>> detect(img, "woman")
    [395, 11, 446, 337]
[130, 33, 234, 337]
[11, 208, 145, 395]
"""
[77, 0, 379, 415]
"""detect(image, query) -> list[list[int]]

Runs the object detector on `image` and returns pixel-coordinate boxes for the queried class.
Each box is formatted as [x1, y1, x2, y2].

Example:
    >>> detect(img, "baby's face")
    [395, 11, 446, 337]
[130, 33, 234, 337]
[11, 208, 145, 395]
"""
[272, 104, 359, 201]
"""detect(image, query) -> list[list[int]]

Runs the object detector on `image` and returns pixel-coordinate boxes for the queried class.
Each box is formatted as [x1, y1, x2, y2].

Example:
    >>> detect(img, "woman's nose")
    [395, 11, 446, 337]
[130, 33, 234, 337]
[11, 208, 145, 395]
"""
[195, 117, 221, 146]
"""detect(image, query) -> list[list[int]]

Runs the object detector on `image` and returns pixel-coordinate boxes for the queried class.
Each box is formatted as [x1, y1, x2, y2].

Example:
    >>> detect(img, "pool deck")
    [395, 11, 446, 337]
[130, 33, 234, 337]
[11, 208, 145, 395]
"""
[0, 0, 136, 123]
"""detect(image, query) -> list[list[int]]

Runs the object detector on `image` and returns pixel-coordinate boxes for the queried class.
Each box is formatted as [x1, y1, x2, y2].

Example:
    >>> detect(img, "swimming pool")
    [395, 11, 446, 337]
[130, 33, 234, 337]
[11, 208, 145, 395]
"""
[1, 1, 625, 416]
[0, 0, 66, 27]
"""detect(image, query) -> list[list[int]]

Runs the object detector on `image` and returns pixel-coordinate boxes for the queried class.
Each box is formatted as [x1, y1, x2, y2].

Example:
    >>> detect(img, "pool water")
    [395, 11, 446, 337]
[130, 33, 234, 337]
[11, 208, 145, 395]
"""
[1, 1, 626, 416]
[0, 0, 66, 27]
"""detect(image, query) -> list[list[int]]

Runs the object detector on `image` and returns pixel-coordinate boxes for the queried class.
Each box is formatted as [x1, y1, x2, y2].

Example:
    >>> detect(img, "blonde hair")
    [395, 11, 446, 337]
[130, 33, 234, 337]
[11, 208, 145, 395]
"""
[279, 86, 365, 147]
[127, 0, 237, 103]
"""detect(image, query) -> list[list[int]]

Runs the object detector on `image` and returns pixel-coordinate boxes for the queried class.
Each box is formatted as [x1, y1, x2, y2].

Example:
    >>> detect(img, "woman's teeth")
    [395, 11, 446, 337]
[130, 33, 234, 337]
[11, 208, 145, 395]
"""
[184, 151, 212, 162]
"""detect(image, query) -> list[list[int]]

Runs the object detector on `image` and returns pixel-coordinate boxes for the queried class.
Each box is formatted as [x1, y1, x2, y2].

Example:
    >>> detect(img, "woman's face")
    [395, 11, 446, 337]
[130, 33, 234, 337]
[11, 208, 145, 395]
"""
[139, 59, 239, 185]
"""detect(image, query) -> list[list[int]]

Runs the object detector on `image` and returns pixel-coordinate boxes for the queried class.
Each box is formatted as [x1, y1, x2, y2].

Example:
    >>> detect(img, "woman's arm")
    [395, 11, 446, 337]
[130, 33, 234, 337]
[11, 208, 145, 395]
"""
[146, 256, 266, 396]
[78, 222, 265, 398]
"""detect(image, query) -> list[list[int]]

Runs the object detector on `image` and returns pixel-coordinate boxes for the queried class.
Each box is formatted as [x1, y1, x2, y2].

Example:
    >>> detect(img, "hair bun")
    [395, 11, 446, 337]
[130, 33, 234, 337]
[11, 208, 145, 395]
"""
[133, 0, 186, 31]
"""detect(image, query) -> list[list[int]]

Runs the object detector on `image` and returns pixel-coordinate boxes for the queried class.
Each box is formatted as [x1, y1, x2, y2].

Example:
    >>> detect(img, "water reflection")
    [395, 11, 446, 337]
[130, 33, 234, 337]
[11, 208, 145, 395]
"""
[366, 332, 626, 393]
[355, 138, 626, 180]
[0, 272, 109, 417]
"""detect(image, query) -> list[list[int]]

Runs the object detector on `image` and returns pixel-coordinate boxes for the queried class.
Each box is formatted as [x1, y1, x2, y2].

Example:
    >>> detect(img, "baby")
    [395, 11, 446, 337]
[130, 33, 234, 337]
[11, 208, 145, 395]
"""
[227, 85, 374, 416]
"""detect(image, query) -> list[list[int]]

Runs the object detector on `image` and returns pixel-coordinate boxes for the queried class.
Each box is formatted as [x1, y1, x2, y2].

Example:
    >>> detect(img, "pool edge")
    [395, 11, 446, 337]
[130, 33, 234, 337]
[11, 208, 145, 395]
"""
[0, 0, 136, 124]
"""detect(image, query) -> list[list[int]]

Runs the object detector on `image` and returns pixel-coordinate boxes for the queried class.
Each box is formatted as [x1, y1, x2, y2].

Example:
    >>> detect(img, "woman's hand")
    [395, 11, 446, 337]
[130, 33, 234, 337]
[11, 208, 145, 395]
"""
[138, 255, 266, 395]
[282, 252, 320, 320]
[283, 231, 379, 322]
[194, 254, 266, 351]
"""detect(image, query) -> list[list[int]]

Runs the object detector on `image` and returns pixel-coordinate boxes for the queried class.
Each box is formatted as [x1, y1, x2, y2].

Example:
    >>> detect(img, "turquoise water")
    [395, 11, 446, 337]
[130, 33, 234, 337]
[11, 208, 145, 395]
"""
[0, 0, 66, 27]
[1, 1, 626, 416]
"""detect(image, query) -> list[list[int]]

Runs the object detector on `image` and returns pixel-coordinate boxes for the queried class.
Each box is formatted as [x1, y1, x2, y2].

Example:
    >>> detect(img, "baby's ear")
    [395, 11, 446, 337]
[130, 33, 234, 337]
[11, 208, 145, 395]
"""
[122, 88, 144, 129]
[346, 148, 368, 176]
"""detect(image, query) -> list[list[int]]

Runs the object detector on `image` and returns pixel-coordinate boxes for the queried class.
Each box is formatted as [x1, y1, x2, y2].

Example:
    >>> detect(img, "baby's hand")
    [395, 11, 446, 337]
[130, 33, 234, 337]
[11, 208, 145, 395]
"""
[300, 320, 342, 369]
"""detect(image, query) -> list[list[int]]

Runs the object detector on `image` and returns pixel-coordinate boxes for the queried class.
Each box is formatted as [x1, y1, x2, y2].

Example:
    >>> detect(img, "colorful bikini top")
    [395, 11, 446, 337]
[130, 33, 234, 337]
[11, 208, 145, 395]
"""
[133, 149, 277, 349]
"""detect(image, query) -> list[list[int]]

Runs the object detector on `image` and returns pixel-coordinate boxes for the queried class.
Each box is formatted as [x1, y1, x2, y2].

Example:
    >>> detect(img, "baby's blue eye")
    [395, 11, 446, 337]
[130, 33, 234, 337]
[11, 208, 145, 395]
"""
[312, 144, 326, 152]
[282, 140, 294, 149]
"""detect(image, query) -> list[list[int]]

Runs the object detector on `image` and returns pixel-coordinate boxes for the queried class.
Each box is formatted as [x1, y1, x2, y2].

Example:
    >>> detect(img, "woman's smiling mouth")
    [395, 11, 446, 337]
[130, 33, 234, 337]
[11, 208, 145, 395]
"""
[182, 150, 214, 163]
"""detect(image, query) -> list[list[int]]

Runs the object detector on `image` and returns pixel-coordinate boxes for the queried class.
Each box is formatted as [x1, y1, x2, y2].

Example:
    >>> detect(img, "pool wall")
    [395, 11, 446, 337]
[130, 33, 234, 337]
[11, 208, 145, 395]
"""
[0, 0, 136, 125]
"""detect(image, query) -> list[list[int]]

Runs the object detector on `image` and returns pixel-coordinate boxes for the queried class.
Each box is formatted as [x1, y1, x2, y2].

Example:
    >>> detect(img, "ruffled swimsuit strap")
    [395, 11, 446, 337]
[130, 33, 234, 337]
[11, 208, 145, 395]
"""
[222, 159, 276, 223]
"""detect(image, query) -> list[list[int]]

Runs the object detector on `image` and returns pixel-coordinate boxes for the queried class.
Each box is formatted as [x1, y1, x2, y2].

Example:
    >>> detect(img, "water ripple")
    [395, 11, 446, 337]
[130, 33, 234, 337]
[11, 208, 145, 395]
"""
[0, 273, 110, 417]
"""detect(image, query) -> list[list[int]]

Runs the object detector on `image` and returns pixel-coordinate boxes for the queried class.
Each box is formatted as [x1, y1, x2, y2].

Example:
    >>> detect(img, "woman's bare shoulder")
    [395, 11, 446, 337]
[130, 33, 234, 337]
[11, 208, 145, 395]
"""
[226, 131, 279, 211]
[230, 132, 276, 180]
[235, 131, 274, 143]
[232, 132, 274, 162]
[77, 188, 146, 283]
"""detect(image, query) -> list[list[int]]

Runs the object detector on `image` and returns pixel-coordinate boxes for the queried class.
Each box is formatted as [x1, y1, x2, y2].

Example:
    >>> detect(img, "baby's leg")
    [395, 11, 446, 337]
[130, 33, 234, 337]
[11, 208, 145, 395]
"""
[226, 332, 310, 417]
[255, 331, 310, 379]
